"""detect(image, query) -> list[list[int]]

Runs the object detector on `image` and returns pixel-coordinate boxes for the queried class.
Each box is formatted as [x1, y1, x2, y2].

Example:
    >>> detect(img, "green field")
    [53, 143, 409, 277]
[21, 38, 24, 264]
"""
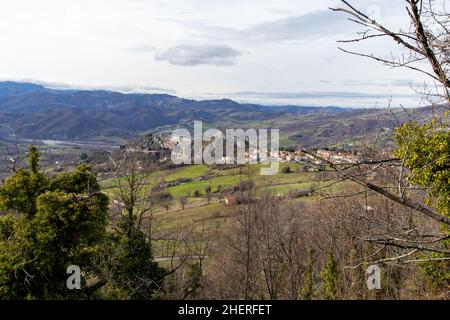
[164, 164, 209, 181]
[99, 162, 346, 257]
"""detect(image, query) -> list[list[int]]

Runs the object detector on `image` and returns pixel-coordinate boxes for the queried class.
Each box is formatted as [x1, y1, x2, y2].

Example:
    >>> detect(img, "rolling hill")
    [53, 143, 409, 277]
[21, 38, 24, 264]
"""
[0, 81, 436, 148]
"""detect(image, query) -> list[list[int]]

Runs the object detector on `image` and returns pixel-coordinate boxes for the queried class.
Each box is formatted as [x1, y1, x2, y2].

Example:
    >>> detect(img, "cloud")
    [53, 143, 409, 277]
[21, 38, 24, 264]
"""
[4, 79, 177, 95]
[214, 90, 417, 100]
[340, 79, 428, 88]
[155, 45, 241, 66]
[240, 10, 352, 42]
[197, 88, 422, 108]
[106, 85, 176, 95]
[178, 10, 354, 44]
[125, 45, 158, 53]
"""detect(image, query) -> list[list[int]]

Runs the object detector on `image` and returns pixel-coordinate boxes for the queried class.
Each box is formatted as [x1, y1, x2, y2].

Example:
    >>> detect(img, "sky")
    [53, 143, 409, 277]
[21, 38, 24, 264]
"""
[0, 0, 438, 107]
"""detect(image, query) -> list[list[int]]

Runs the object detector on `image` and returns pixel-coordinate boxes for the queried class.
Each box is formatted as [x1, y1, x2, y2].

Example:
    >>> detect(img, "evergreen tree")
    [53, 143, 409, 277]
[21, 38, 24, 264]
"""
[394, 120, 450, 289]
[100, 155, 166, 299]
[0, 146, 49, 218]
[321, 251, 338, 300]
[0, 146, 108, 299]
[28, 145, 39, 175]
[99, 228, 165, 299]
[300, 248, 315, 300]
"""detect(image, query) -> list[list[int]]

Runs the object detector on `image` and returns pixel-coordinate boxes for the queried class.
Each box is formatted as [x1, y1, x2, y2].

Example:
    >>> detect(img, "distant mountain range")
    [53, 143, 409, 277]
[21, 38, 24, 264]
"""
[0, 81, 439, 148]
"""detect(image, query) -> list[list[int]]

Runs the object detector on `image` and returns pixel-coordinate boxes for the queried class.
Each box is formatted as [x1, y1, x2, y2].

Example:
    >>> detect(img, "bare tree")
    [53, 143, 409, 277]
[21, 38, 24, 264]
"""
[331, 0, 450, 102]
[179, 196, 188, 210]
[110, 152, 161, 239]
[299, 0, 449, 260]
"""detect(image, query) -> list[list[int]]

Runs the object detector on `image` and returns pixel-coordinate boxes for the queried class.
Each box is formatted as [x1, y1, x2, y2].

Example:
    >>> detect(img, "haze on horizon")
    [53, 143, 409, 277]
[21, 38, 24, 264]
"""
[0, 0, 436, 107]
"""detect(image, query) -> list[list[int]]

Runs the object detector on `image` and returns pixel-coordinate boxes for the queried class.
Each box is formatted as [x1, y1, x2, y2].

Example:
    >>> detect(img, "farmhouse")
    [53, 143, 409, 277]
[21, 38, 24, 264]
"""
[224, 195, 239, 206]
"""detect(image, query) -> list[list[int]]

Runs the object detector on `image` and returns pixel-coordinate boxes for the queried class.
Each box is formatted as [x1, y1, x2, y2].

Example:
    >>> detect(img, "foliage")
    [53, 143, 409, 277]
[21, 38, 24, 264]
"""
[0, 169, 48, 217]
[300, 248, 315, 300]
[281, 166, 291, 174]
[321, 252, 338, 300]
[99, 156, 166, 300]
[394, 119, 450, 288]
[184, 262, 203, 299]
[99, 229, 165, 299]
[0, 146, 108, 299]
[28, 145, 40, 175]
[193, 190, 201, 198]
[50, 164, 100, 194]
[394, 120, 449, 216]
[419, 253, 450, 292]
